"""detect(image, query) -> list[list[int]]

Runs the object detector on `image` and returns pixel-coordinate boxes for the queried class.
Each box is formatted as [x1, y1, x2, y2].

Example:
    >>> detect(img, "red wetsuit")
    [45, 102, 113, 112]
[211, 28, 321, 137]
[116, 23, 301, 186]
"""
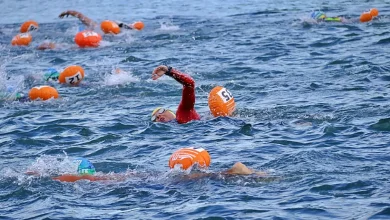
[165, 68, 200, 124]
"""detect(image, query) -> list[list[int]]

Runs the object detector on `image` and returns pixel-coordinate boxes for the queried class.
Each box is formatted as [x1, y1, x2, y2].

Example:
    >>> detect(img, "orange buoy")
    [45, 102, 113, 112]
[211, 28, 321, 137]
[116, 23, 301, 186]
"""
[20, 20, 39, 33]
[169, 148, 211, 170]
[360, 12, 372, 23]
[132, 21, 144, 30]
[370, 8, 379, 17]
[208, 86, 236, 117]
[11, 33, 32, 46]
[28, 86, 59, 100]
[59, 65, 85, 85]
[100, 20, 120, 34]
[74, 30, 102, 48]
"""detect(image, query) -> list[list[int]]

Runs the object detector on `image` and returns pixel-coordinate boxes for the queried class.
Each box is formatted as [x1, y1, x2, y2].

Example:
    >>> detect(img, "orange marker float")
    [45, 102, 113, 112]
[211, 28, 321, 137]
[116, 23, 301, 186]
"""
[101, 20, 120, 34]
[29, 86, 59, 100]
[11, 33, 32, 46]
[169, 148, 211, 170]
[20, 20, 39, 33]
[59, 65, 85, 85]
[370, 8, 379, 17]
[132, 21, 144, 30]
[360, 11, 373, 23]
[74, 30, 102, 47]
[208, 86, 236, 117]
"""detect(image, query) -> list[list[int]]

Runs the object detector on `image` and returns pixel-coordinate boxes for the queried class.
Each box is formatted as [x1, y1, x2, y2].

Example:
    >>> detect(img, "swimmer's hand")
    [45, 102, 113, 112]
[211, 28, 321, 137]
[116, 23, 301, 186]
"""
[152, 65, 169, 80]
[59, 11, 72, 18]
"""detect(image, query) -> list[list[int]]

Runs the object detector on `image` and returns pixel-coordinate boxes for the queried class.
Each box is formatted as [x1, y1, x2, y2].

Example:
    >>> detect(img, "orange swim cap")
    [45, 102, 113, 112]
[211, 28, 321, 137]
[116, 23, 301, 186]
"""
[74, 30, 102, 48]
[20, 20, 39, 33]
[132, 21, 145, 30]
[169, 148, 211, 170]
[59, 65, 85, 85]
[28, 86, 59, 100]
[11, 33, 32, 46]
[208, 86, 236, 117]
[101, 20, 120, 34]
[360, 12, 372, 23]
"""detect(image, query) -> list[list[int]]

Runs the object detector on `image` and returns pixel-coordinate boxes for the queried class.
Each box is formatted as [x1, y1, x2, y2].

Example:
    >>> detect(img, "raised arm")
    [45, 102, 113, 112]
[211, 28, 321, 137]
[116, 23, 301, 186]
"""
[59, 10, 97, 29]
[165, 67, 196, 110]
[152, 65, 196, 111]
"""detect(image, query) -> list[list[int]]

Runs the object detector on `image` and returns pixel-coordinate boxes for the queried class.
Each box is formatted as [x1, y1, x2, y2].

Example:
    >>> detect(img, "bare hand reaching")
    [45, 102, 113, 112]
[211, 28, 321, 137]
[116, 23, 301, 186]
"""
[152, 65, 168, 80]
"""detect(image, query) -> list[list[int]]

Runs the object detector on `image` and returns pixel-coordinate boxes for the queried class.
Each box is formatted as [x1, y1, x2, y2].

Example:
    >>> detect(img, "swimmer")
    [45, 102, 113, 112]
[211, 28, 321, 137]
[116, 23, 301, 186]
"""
[43, 68, 60, 82]
[311, 11, 345, 22]
[151, 65, 200, 124]
[27, 150, 265, 182]
[58, 10, 136, 31]
[311, 8, 379, 23]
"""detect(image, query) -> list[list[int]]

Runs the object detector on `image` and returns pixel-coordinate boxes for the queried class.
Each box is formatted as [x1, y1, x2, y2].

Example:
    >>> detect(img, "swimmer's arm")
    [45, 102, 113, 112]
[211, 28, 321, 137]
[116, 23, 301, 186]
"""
[37, 42, 56, 50]
[221, 162, 267, 176]
[59, 10, 97, 28]
[323, 17, 344, 22]
[152, 65, 195, 87]
[165, 67, 197, 111]
[52, 173, 129, 182]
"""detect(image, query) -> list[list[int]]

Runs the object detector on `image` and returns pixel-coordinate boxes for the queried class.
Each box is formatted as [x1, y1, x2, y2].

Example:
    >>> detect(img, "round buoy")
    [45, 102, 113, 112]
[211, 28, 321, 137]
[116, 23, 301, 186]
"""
[370, 8, 379, 17]
[74, 30, 102, 48]
[208, 86, 236, 117]
[100, 20, 120, 34]
[20, 20, 39, 33]
[360, 12, 372, 23]
[169, 148, 211, 170]
[28, 86, 59, 100]
[132, 21, 144, 30]
[59, 65, 85, 85]
[11, 33, 32, 46]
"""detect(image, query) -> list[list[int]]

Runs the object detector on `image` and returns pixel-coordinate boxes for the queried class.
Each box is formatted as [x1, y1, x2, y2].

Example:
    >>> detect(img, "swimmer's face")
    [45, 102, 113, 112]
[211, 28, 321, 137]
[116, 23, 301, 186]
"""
[151, 108, 176, 123]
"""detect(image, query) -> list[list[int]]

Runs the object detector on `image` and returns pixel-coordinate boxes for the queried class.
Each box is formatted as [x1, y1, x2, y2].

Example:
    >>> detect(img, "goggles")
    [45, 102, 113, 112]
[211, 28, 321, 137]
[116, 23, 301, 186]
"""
[151, 108, 166, 122]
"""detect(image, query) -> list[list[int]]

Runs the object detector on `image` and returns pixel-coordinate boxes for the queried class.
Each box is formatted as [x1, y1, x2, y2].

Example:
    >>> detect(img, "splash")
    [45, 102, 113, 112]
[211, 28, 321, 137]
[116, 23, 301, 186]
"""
[103, 68, 140, 86]
[158, 20, 180, 31]
[26, 153, 79, 177]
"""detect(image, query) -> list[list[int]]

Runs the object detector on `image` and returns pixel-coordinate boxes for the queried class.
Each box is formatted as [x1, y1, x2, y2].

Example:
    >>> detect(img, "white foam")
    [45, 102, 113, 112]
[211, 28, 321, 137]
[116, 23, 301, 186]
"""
[103, 68, 140, 86]
[158, 21, 180, 31]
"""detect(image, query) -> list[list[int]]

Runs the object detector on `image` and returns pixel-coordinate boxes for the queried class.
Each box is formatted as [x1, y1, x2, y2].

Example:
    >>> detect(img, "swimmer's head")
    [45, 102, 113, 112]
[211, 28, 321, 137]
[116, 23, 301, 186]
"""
[44, 68, 60, 81]
[311, 11, 326, 20]
[74, 158, 96, 175]
[151, 107, 176, 123]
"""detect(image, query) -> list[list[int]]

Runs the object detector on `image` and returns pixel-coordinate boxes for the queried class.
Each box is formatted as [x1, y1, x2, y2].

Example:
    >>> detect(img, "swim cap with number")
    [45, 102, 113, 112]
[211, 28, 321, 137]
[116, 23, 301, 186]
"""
[208, 86, 236, 117]
[169, 148, 211, 170]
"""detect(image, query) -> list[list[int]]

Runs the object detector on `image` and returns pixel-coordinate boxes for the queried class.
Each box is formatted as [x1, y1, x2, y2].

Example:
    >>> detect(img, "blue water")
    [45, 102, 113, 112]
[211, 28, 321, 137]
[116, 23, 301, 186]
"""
[1, 0, 390, 219]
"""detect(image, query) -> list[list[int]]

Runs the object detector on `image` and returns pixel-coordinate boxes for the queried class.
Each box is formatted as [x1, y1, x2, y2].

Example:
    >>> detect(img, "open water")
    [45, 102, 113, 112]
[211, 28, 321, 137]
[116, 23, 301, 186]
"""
[1, 0, 390, 219]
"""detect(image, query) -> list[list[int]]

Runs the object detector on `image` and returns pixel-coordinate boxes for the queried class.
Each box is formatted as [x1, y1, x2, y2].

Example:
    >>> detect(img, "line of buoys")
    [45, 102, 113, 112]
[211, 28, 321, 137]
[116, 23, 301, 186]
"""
[169, 148, 211, 170]
[11, 33, 32, 46]
[208, 86, 236, 117]
[28, 86, 59, 100]
[74, 30, 102, 47]
[20, 20, 39, 33]
[100, 20, 120, 34]
[59, 65, 85, 85]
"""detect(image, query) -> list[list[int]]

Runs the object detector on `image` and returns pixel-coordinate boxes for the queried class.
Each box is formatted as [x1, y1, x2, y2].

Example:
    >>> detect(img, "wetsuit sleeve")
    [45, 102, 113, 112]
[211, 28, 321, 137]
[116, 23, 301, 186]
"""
[165, 67, 196, 110]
